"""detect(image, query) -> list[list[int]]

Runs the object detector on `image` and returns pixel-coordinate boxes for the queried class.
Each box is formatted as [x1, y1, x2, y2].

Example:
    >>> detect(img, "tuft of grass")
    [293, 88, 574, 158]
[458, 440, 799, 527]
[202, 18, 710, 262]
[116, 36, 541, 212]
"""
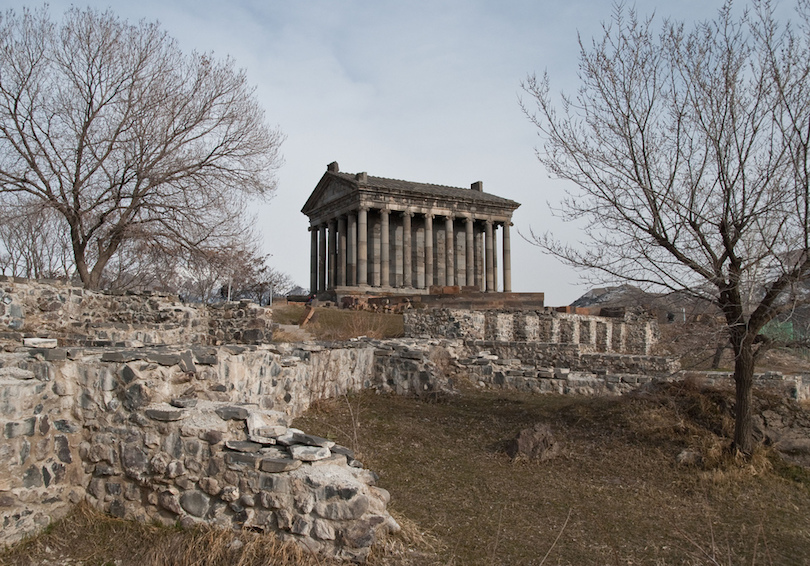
[0, 502, 326, 566]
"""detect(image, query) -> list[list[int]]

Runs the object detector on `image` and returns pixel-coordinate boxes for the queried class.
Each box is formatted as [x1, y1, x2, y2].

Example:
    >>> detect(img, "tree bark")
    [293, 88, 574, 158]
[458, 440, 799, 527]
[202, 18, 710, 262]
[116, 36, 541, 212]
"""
[732, 338, 756, 454]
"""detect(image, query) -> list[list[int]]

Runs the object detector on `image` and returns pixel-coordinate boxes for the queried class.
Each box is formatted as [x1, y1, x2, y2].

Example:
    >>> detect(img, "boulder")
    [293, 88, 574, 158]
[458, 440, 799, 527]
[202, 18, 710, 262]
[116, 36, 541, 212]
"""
[506, 423, 560, 462]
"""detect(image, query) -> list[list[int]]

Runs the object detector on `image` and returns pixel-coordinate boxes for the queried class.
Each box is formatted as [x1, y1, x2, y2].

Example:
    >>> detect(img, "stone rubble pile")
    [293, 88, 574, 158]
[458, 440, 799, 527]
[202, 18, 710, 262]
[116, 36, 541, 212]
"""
[82, 399, 398, 563]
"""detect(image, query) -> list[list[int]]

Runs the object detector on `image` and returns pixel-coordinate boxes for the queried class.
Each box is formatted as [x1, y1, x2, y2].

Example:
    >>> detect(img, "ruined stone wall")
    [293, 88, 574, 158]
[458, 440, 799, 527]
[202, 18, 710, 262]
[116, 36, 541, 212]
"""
[0, 277, 273, 347]
[404, 308, 657, 355]
[0, 338, 450, 557]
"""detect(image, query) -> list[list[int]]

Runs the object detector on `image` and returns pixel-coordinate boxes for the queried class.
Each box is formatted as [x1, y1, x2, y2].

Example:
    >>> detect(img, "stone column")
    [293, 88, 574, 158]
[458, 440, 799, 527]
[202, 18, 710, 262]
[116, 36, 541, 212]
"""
[503, 221, 512, 293]
[492, 224, 498, 293]
[425, 214, 434, 288]
[393, 214, 403, 287]
[328, 219, 337, 289]
[337, 216, 347, 287]
[492, 225, 499, 292]
[310, 226, 318, 294]
[358, 207, 368, 286]
[485, 220, 494, 292]
[416, 217, 425, 288]
[465, 216, 474, 288]
[445, 216, 454, 286]
[403, 212, 412, 288]
[475, 228, 484, 291]
[381, 209, 390, 287]
[371, 211, 381, 287]
[347, 212, 357, 287]
[318, 224, 327, 293]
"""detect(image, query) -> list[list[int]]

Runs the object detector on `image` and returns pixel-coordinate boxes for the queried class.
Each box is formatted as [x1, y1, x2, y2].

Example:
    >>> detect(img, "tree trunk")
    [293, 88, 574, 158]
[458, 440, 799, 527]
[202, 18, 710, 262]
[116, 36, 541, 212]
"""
[732, 340, 756, 454]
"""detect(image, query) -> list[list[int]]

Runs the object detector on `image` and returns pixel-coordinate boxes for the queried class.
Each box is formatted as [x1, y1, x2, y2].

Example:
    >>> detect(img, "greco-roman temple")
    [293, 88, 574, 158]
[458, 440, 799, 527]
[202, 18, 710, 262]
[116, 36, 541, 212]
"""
[302, 162, 520, 299]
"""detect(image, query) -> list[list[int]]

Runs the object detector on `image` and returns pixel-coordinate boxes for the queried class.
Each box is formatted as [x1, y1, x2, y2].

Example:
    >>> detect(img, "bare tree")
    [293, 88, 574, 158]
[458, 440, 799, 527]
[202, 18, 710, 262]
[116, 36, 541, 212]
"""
[522, 1, 810, 454]
[0, 195, 73, 279]
[0, 6, 283, 289]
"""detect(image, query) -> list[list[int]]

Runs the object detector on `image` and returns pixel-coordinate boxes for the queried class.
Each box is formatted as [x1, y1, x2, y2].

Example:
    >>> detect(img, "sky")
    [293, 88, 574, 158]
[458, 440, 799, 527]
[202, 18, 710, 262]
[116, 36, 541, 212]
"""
[0, 0, 794, 305]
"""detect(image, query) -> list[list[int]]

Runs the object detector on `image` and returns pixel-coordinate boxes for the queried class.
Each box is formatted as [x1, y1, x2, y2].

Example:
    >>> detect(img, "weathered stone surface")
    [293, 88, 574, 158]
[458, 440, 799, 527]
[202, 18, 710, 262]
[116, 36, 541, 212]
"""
[158, 489, 182, 515]
[180, 491, 210, 517]
[123, 383, 151, 411]
[312, 518, 336, 540]
[260, 457, 302, 473]
[220, 485, 240, 502]
[198, 477, 221, 496]
[145, 408, 185, 422]
[0, 367, 35, 380]
[28, 348, 67, 361]
[289, 445, 331, 462]
[23, 337, 58, 348]
[224, 440, 263, 453]
[224, 453, 259, 468]
[506, 423, 560, 462]
[276, 429, 335, 449]
[170, 398, 197, 409]
[215, 406, 249, 421]
[315, 496, 370, 521]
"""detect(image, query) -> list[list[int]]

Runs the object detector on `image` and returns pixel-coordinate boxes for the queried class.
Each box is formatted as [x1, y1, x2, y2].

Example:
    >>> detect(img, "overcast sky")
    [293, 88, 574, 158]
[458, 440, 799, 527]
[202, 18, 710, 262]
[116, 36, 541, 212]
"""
[0, 0, 793, 304]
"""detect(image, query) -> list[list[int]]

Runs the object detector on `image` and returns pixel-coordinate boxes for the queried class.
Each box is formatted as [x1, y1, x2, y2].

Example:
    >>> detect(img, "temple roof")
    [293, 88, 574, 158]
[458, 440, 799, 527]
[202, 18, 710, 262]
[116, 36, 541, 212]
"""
[302, 162, 520, 223]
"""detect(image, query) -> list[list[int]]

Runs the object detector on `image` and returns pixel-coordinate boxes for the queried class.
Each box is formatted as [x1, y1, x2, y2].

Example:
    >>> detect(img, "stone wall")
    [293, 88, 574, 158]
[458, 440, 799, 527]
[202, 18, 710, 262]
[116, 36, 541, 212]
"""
[404, 308, 657, 355]
[0, 277, 273, 347]
[0, 338, 451, 557]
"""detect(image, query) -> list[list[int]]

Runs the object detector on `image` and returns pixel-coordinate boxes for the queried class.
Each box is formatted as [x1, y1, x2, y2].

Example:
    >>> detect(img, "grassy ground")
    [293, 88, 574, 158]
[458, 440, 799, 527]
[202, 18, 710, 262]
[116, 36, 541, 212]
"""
[295, 382, 810, 565]
[271, 305, 404, 341]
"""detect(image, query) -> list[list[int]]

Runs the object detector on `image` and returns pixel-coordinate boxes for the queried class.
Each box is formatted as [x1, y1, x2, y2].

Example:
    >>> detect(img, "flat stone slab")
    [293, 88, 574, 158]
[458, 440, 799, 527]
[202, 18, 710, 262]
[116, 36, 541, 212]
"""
[23, 337, 58, 348]
[28, 348, 67, 361]
[145, 408, 185, 422]
[224, 452, 260, 468]
[289, 445, 331, 462]
[170, 398, 198, 409]
[215, 406, 249, 421]
[260, 457, 302, 473]
[276, 429, 335, 449]
[225, 440, 263, 453]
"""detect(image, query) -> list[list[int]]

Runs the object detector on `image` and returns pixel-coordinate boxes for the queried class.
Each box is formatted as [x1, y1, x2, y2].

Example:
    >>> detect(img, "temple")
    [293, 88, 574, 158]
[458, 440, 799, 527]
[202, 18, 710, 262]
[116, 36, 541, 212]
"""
[302, 162, 520, 298]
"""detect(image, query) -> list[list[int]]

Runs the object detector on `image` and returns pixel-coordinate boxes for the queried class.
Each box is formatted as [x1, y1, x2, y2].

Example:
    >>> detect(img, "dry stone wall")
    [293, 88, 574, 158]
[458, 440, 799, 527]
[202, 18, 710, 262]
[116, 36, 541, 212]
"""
[0, 336, 452, 559]
[0, 277, 273, 347]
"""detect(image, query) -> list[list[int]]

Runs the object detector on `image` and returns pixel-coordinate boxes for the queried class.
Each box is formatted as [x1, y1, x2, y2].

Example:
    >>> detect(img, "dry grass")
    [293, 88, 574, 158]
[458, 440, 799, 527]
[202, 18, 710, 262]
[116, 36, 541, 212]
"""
[0, 502, 325, 566]
[271, 305, 404, 341]
[295, 382, 810, 566]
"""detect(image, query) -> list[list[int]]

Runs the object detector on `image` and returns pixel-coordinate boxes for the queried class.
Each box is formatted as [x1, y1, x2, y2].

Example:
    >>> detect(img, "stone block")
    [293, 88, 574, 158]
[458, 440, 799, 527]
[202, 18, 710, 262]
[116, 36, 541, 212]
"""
[314, 495, 370, 521]
[215, 406, 249, 421]
[289, 445, 331, 462]
[23, 337, 58, 348]
[180, 491, 210, 517]
[145, 408, 185, 422]
[259, 457, 301, 473]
